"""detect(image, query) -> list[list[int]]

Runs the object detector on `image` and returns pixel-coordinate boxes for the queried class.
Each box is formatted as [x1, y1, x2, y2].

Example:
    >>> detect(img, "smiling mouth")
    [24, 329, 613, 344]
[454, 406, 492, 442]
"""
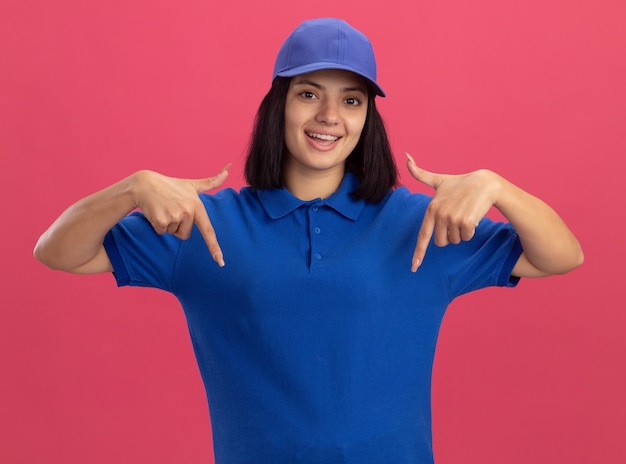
[306, 131, 341, 143]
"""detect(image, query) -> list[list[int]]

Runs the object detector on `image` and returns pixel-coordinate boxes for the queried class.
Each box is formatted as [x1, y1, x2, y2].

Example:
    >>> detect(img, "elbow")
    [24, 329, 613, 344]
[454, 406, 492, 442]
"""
[571, 246, 585, 271]
[33, 237, 53, 269]
[555, 244, 585, 275]
[567, 238, 585, 272]
[33, 235, 62, 270]
[33, 236, 45, 264]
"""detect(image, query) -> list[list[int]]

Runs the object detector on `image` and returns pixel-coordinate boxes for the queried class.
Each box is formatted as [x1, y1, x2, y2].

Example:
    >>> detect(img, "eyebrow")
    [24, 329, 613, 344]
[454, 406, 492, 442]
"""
[292, 78, 367, 95]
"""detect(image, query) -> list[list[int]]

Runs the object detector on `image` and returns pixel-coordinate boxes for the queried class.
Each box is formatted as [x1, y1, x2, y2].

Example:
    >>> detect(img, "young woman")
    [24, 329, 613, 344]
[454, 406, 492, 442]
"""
[34, 18, 583, 464]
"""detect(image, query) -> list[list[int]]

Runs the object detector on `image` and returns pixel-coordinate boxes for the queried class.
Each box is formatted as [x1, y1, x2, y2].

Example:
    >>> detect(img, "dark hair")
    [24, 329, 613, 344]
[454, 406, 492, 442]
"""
[245, 77, 398, 203]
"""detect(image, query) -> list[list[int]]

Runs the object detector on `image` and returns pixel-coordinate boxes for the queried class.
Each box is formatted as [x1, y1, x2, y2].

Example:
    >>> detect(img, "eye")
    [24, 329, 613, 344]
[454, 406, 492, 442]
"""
[345, 97, 361, 106]
[298, 91, 318, 100]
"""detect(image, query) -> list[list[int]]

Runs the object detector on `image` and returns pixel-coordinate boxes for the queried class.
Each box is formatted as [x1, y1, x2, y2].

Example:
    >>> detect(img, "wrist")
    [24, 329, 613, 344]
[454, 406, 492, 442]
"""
[482, 169, 506, 209]
[472, 169, 503, 207]
[126, 170, 154, 210]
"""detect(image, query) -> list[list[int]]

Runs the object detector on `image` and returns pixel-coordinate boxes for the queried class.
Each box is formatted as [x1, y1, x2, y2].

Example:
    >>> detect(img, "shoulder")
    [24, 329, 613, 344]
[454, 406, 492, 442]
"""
[377, 186, 431, 213]
[199, 186, 255, 200]
[199, 186, 261, 209]
[354, 186, 432, 235]
[197, 186, 270, 229]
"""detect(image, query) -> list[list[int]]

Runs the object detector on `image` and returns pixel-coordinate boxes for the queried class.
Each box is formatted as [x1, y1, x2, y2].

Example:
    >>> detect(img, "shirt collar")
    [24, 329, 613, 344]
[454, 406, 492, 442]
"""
[257, 172, 365, 221]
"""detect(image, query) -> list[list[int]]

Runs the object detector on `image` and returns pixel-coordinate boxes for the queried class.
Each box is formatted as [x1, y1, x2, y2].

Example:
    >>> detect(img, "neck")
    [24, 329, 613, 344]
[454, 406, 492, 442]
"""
[283, 164, 345, 200]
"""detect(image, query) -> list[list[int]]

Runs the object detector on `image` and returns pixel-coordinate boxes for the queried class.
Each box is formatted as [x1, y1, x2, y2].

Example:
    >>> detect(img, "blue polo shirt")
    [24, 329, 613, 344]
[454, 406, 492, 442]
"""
[104, 172, 522, 464]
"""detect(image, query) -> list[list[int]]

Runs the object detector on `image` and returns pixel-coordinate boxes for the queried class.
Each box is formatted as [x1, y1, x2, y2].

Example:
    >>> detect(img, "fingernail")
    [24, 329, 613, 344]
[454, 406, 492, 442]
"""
[411, 258, 420, 273]
[213, 252, 225, 267]
[406, 152, 416, 166]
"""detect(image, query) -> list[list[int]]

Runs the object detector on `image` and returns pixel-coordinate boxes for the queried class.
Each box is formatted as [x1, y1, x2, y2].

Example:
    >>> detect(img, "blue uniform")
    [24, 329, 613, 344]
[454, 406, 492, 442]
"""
[104, 172, 522, 463]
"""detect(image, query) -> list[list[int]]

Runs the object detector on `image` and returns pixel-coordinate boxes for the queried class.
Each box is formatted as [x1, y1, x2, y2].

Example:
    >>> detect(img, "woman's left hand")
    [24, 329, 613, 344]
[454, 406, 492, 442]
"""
[405, 152, 583, 276]
[406, 152, 502, 272]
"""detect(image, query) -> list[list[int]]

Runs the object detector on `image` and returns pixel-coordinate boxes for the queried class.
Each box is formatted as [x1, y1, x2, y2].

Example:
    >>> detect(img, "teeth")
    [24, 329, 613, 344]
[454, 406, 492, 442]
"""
[307, 132, 339, 141]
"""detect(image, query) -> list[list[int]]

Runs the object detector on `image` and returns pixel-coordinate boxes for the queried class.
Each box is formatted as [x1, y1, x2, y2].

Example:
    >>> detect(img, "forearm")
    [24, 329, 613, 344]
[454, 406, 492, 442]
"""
[34, 174, 138, 272]
[493, 173, 584, 276]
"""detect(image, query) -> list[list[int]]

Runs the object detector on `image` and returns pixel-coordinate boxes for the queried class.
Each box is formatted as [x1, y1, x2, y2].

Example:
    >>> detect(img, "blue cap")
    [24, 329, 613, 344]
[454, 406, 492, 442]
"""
[272, 18, 385, 97]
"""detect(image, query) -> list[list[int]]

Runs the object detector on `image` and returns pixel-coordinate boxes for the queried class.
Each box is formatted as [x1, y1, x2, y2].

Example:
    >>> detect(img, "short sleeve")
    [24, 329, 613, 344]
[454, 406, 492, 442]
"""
[441, 218, 523, 298]
[103, 211, 183, 291]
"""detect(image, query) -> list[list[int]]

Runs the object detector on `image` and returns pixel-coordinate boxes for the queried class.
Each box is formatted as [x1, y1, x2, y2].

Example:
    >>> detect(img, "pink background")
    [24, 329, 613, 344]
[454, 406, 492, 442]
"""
[2, 0, 624, 462]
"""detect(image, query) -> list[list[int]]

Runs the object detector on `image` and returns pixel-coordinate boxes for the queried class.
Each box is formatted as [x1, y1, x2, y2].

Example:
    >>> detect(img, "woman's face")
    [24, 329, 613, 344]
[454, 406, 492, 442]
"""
[283, 69, 368, 182]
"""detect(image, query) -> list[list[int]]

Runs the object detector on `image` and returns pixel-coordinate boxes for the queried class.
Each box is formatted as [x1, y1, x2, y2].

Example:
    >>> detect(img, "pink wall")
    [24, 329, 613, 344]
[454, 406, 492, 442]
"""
[2, 1, 624, 462]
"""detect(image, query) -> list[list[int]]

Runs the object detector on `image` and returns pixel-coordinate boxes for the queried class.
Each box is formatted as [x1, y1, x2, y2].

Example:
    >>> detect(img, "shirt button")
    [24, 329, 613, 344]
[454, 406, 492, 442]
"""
[315, 253, 322, 260]
[312, 206, 318, 212]
[314, 227, 321, 234]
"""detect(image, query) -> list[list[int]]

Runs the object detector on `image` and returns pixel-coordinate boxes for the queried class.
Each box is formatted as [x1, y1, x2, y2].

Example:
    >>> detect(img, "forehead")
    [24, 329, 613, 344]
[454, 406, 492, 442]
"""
[290, 69, 369, 93]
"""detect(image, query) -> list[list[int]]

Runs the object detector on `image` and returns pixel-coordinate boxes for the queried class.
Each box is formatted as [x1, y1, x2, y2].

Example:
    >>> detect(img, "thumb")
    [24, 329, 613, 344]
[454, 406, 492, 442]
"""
[191, 163, 232, 193]
[405, 153, 443, 190]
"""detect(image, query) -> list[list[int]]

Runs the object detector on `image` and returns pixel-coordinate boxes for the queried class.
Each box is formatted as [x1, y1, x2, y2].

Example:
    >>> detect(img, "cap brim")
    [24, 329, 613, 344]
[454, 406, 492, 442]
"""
[276, 62, 386, 97]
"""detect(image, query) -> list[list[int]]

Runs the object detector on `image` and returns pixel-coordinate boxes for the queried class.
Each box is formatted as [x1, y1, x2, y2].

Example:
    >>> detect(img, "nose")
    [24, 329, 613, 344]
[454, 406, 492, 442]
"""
[315, 99, 340, 125]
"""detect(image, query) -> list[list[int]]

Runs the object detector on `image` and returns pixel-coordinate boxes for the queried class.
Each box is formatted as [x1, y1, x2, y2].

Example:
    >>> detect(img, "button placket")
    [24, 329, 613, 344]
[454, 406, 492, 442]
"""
[308, 203, 325, 270]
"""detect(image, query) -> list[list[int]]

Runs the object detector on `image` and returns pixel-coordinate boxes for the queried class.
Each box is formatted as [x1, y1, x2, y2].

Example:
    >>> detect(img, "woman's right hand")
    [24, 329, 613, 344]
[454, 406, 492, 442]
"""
[132, 165, 231, 267]
[34, 164, 231, 273]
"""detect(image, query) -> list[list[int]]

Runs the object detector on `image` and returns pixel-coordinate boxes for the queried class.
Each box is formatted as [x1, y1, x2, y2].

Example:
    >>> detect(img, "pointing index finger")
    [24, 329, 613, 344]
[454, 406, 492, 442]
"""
[412, 207, 435, 272]
[193, 203, 225, 267]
